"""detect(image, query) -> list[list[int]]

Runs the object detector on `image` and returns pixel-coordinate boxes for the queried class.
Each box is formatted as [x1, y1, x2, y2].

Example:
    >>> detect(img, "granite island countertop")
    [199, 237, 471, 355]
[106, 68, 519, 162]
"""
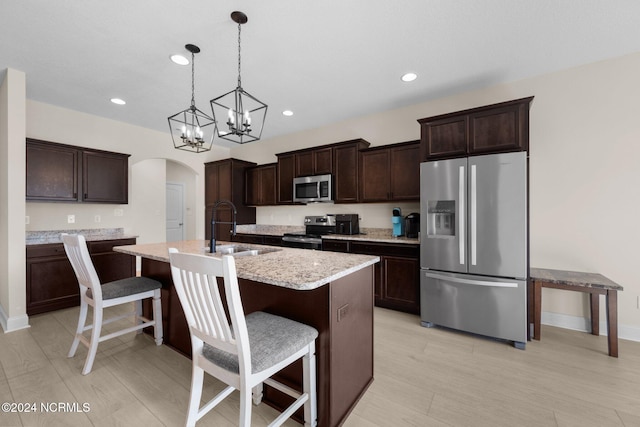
[26, 228, 138, 245]
[113, 240, 380, 291]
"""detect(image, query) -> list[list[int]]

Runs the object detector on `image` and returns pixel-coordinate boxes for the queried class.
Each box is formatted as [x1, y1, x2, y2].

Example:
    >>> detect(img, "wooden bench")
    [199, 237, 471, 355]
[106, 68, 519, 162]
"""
[530, 267, 623, 357]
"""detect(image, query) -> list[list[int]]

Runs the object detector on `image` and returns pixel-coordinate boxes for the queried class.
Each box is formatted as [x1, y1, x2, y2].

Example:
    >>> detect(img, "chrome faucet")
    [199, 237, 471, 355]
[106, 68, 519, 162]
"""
[209, 199, 237, 253]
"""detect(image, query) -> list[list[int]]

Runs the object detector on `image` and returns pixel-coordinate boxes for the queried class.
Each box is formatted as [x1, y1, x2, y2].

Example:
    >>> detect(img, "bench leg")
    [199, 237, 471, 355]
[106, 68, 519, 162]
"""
[606, 290, 618, 358]
[589, 293, 600, 336]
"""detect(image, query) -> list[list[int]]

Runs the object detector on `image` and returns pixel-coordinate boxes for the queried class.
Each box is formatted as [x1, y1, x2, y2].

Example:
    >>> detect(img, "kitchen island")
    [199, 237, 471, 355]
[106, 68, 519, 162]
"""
[113, 240, 379, 427]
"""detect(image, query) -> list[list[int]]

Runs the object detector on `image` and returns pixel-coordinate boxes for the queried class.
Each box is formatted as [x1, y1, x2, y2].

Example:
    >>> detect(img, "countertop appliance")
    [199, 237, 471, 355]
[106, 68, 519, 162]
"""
[336, 214, 359, 235]
[281, 215, 336, 250]
[293, 174, 332, 203]
[404, 213, 420, 238]
[392, 207, 403, 237]
[420, 152, 528, 349]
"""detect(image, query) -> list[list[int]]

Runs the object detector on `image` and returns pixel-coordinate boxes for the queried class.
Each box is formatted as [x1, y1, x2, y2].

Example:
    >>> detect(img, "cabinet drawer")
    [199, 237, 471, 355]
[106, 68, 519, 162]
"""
[350, 241, 419, 258]
[322, 239, 350, 253]
[26, 243, 66, 258]
[232, 234, 264, 244]
[263, 236, 283, 246]
[88, 238, 136, 254]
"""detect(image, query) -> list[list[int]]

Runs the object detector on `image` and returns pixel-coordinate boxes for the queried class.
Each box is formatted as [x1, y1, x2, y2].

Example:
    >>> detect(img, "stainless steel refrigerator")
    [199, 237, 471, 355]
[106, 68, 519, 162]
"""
[419, 151, 528, 349]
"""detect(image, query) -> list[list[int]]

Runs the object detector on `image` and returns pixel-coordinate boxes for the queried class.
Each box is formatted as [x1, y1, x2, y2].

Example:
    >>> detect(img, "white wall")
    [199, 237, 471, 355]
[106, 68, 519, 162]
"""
[231, 52, 640, 338]
[0, 69, 28, 332]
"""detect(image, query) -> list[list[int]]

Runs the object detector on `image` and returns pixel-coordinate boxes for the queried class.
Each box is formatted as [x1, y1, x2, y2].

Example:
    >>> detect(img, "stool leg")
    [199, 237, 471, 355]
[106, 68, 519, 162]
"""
[606, 290, 618, 357]
[303, 342, 317, 427]
[589, 293, 600, 336]
[152, 289, 163, 346]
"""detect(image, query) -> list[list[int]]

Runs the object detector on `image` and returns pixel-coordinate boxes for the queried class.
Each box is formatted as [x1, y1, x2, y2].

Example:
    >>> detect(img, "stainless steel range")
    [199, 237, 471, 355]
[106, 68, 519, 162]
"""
[281, 215, 336, 250]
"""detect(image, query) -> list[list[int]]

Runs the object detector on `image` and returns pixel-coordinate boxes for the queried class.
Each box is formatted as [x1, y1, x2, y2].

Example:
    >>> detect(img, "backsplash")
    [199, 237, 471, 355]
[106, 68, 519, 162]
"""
[255, 202, 420, 228]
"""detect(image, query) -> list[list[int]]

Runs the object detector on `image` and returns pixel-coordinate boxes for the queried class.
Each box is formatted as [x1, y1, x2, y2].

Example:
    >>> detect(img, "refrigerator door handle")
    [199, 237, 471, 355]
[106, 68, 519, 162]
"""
[458, 165, 465, 265]
[423, 271, 518, 288]
[470, 164, 477, 265]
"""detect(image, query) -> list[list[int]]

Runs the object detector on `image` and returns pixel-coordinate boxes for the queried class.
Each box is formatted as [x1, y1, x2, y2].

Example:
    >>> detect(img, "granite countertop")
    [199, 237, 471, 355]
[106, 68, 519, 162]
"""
[113, 240, 379, 291]
[326, 228, 419, 244]
[530, 267, 623, 291]
[236, 224, 305, 236]
[26, 228, 137, 245]
[236, 224, 419, 245]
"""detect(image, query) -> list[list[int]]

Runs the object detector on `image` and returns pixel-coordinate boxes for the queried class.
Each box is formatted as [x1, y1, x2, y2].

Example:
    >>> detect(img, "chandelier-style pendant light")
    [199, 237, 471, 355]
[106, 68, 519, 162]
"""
[210, 11, 267, 144]
[168, 44, 216, 153]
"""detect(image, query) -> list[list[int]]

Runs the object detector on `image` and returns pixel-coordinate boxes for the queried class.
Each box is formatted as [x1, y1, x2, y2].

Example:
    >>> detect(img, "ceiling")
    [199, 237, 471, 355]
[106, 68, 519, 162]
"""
[2, 1, 640, 147]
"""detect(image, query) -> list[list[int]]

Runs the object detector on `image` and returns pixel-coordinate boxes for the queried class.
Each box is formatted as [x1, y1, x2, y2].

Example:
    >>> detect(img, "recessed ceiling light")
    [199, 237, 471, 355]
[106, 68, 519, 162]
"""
[170, 54, 189, 65]
[110, 98, 126, 105]
[401, 72, 417, 82]
[282, 110, 294, 116]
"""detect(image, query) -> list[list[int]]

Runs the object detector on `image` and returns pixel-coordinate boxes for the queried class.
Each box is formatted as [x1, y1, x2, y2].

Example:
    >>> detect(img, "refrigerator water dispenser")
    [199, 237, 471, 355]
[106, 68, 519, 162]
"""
[427, 200, 455, 236]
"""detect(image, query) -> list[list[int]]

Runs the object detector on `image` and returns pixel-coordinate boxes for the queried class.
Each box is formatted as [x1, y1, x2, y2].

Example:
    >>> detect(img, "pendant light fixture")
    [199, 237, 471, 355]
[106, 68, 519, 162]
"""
[210, 11, 267, 144]
[168, 44, 216, 153]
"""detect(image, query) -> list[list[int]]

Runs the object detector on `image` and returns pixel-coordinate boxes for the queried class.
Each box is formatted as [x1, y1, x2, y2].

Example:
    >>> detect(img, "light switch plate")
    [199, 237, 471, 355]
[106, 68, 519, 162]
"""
[67, 214, 75, 224]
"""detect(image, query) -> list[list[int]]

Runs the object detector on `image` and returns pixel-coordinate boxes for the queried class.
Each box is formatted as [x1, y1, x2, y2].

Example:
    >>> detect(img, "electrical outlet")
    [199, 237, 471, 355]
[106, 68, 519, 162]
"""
[25, 216, 30, 225]
[67, 214, 75, 224]
[94, 215, 101, 223]
[114, 208, 123, 217]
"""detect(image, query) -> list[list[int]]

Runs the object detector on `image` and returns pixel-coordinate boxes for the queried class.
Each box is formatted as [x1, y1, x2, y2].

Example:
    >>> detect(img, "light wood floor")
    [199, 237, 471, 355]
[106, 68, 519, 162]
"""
[1, 305, 639, 427]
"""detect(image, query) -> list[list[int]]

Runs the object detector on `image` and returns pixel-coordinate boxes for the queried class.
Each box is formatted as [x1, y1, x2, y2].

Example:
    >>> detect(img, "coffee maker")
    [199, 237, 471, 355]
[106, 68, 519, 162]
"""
[392, 207, 403, 237]
[404, 212, 420, 238]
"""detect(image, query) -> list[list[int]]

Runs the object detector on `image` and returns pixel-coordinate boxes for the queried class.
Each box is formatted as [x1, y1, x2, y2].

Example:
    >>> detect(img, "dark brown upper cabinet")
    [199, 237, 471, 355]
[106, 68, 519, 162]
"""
[245, 163, 277, 206]
[276, 139, 370, 204]
[418, 96, 534, 161]
[359, 141, 420, 202]
[295, 146, 333, 177]
[26, 138, 130, 204]
[82, 150, 129, 203]
[204, 158, 256, 242]
[333, 139, 370, 203]
[276, 153, 295, 204]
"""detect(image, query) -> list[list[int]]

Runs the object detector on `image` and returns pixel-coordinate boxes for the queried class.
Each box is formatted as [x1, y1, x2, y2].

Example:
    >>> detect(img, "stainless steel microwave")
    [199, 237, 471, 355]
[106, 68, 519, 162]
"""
[293, 174, 332, 203]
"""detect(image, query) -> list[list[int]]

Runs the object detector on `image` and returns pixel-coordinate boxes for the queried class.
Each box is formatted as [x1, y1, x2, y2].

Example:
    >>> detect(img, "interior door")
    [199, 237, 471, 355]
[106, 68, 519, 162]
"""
[420, 157, 467, 273]
[166, 182, 185, 242]
[468, 152, 527, 278]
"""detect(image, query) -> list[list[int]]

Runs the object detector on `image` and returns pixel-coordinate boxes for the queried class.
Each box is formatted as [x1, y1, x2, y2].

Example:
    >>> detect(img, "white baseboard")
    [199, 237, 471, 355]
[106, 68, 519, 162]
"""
[542, 311, 640, 343]
[0, 303, 30, 333]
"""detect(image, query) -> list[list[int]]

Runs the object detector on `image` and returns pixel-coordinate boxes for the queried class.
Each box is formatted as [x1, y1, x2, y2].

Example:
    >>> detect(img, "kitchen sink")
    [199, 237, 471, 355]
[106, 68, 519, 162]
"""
[206, 244, 281, 257]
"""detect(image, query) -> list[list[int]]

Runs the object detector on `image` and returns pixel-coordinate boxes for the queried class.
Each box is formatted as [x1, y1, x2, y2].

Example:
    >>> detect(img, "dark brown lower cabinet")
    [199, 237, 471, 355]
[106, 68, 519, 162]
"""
[322, 239, 420, 314]
[26, 238, 136, 315]
[231, 233, 282, 246]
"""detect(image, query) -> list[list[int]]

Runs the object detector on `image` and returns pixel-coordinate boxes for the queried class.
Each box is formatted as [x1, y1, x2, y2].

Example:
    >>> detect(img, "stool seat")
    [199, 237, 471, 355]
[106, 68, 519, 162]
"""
[203, 311, 318, 374]
[87, 276, 162, 300]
